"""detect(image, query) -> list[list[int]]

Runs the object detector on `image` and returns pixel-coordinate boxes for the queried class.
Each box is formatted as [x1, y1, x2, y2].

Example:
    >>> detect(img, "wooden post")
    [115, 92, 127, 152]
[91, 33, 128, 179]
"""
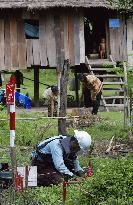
[74, 70, 79, 107]
[54, 15, 69, 135]
[123, 62, 128, 128]
[34, 66, 39, 107]
[57, 72, 61, 116]
[58, 60, 70, 135]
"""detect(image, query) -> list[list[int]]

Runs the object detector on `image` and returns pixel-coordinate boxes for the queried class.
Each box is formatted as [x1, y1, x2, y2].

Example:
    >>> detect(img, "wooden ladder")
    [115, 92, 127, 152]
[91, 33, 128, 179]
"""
[85, 56, 127, 112]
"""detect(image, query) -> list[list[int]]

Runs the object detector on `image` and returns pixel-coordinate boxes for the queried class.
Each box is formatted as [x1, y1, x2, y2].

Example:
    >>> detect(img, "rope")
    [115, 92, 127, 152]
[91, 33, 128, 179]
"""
[0, 116, 68, 121]
[0, 115, 81, 121]
[23, 76, 51, 87]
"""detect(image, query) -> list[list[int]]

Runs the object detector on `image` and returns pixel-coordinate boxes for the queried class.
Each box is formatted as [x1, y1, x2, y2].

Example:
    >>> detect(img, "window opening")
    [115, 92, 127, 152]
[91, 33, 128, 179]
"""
[24, 20, 39, 39]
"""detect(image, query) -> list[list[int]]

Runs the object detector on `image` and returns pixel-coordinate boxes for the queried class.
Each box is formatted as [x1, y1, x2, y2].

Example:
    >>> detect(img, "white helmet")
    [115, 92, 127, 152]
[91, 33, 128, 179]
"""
[74, 130, 92, 150]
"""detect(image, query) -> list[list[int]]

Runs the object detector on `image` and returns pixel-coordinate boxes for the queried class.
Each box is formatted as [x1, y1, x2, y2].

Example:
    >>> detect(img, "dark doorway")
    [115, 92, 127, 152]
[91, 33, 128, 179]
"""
[84, 8, 107, 59]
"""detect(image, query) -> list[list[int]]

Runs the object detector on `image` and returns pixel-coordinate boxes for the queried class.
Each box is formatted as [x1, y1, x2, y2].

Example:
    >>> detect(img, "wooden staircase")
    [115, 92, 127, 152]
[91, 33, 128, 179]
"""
[85, 57, 127, 111]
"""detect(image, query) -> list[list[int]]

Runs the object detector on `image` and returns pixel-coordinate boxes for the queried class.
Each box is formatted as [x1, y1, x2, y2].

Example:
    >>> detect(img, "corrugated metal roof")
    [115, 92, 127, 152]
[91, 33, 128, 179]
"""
[0, 0, 114, 9]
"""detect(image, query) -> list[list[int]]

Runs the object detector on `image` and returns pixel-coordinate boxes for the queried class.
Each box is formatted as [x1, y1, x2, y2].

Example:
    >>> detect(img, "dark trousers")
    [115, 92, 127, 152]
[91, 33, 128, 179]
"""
[31, 155, 63, 186]
[92, 91, 102, 115]
[16, 83, 20, 93]
[48, 100, 58, 117]
[31, 154, 75, 186]
[84, 88, 102, 115]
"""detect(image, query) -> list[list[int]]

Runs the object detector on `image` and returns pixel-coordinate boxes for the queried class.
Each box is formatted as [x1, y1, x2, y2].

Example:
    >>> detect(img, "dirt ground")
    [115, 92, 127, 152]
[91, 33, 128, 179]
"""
[92, 139, 133, 158]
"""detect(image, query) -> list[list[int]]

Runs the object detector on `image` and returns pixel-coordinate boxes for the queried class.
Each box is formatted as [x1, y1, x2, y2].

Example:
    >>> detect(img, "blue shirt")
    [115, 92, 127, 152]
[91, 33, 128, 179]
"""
[33, 136, 83, 176]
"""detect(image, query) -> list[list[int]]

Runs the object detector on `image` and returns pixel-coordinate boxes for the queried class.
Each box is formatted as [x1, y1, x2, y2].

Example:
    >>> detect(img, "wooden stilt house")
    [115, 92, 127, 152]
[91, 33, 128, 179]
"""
[0, 0, 132, 133]
[0, 0, 132, 72]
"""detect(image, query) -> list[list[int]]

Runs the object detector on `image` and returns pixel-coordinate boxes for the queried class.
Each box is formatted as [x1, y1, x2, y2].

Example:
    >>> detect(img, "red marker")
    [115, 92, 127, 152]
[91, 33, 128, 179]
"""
[87, 161, 93, 177]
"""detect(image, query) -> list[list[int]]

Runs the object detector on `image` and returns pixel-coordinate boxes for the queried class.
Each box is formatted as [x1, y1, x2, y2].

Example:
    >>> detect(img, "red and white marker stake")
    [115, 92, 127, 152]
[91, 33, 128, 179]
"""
[6, 75, 16, 147]
[6, 75, 17, 184]
[10, 104, 15, 147]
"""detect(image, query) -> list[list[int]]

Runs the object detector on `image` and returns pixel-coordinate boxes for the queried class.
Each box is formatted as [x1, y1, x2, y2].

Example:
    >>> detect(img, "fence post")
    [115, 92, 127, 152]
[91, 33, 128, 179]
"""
[129, 88, 133, 127]
[123, 62, 128, 128]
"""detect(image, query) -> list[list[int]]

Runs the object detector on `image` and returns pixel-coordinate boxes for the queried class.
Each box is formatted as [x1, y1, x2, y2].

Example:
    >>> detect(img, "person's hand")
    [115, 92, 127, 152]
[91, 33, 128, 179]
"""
[63, 174, 72, 182]
[71, 175, 86, 183]
[75, 170, 85, 177]
[74, 177, 82, 182]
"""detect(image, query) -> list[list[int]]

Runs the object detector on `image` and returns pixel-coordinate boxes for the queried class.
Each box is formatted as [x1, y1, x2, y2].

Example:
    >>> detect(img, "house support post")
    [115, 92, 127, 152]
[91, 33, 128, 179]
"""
[34, 66, 40, 107]
[74, 70, 79, 107]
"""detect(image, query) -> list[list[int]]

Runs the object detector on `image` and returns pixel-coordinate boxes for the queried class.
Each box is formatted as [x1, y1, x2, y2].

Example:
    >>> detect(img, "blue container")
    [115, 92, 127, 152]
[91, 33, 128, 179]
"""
[15, 92, 32, 109]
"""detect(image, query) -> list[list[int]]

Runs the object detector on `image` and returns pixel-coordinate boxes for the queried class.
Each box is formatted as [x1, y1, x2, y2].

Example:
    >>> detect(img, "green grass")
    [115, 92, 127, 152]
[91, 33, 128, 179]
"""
[1, 155, 133, 205]
[0, 110, 132, 205]
[0, 70, 132, 205]
[0, 111, 128, 163]
[128, 73, 133, 91]
[1, 69, 133, 102]
[2, 69, 58, 100]
[84, 112, 128, 141]
[2, 69, 76, 102]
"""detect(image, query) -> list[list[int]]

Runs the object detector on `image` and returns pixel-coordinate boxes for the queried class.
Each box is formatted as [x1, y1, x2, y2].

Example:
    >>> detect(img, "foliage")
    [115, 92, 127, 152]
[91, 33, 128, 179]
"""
[1, 185, 62, 205]
[0, 69, 133, 204]
[1, 156, 133, 205]
[0, 111, 132, 205]
[107, 0, 133, 13]
[76, 156, 133, 205]
[74, 112, 128, 141]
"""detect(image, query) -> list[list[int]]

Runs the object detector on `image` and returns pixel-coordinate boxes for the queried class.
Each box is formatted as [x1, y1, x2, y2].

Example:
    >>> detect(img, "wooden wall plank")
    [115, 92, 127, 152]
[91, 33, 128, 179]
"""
[74, 13, 80, 65]
[39, 15, 47, 66]
[68, 14, 74, 66]
[26, 39, 33, 67]
[64, 14, 69, 61]
[121, 16, 127, 60]
[110, 28, 119, 61]
[105, 19, 110, 58]
[79, 13, 85, 64]
[33, 39, 40, 65]
[45, 14, 56, 67]
[0, 19, 4, 70]
[17, 19, 26, 69]
[4, 18, 11, 70]
[10, 17, 18, 70]
[127, 19, 133, 67]
[60, 14, 65, 67]
[109, 14, 127, 62]
[54, 15, 63, 72]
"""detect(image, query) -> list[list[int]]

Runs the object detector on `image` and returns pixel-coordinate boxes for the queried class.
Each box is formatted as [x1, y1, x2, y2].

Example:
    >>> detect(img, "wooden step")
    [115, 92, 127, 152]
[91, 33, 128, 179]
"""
[101, 96, 125, 99]
[95, 74, 124, 78]
[91, 68, 109, 71]
[103, 88, 124, 91]
[102, 104, 124, 107]
[102, 82, 125, 85]
[88, 59, 115, 67]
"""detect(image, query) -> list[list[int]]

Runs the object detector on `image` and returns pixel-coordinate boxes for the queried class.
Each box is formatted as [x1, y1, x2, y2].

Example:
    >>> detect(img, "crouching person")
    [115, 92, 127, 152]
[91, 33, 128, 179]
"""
[31, 130, 92, 186]
[42, 85, 59, 117]
[78, 73, 103, 115]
